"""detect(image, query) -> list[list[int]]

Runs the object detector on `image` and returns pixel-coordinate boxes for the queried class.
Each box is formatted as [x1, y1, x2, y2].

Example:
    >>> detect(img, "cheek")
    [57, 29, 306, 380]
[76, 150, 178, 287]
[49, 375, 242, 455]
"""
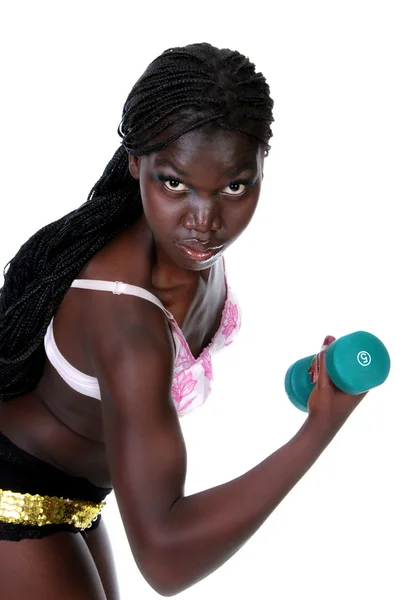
[224, 197, 259, 234]
[140, 176, 193, 218]
[140, 181, 165, 218]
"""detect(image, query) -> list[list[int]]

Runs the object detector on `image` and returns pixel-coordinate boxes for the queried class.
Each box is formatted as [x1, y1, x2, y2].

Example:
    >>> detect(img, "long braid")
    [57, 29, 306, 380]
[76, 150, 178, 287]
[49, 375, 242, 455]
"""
[0, 42, 274, 401]
[0, 147, 139, 398]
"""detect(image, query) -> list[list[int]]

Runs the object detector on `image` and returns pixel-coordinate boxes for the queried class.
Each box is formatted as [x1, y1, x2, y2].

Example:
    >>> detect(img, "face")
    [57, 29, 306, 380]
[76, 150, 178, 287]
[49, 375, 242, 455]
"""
[129, 127, 264, 272]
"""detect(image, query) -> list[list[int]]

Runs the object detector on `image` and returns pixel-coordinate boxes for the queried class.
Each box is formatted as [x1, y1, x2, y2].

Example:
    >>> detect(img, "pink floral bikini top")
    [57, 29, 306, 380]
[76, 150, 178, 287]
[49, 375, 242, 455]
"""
[44, 263, 241, 418]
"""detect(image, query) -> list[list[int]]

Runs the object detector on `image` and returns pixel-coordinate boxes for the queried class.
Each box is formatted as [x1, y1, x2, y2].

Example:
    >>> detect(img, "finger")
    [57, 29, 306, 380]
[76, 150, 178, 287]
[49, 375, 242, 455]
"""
[308, 356, 317, 383]
[308, 336, 336, 384]
[316, 335, 336, 387]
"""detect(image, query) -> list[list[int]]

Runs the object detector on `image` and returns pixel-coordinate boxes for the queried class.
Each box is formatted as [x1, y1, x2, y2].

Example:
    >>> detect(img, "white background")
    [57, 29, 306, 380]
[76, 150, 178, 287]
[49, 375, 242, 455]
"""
[1, 1, 400, 598]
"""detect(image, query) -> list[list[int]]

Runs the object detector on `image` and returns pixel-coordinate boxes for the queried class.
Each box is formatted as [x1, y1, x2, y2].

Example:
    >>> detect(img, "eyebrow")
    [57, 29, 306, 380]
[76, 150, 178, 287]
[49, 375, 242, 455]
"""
[225, 163, 258, 178]
[154, 159, 258, 179]
[154, 159, 189, 178]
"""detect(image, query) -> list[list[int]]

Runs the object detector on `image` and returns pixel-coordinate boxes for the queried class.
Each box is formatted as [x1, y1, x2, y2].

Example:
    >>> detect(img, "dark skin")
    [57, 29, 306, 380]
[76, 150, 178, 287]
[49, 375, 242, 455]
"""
[0, 128, 366, 598]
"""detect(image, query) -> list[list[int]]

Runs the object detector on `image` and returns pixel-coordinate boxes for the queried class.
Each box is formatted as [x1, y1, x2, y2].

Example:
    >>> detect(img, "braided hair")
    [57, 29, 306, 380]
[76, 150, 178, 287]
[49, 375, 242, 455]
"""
[0, 42, 274, 400]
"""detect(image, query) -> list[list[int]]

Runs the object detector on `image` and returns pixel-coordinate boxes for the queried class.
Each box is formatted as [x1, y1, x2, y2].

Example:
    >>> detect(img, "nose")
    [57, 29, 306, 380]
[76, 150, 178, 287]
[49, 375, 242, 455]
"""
[183, 198, 221, 233]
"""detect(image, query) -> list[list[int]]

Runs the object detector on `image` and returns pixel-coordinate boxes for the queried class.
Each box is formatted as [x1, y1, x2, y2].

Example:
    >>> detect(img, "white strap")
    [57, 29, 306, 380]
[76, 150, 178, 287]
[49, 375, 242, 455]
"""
[44, 318, 101, 399]
[71, 279, 172, 317]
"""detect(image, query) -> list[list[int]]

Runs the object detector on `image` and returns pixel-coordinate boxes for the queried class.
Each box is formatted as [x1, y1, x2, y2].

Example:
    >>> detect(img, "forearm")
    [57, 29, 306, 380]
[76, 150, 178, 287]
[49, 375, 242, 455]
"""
[147, 415, 342, 595]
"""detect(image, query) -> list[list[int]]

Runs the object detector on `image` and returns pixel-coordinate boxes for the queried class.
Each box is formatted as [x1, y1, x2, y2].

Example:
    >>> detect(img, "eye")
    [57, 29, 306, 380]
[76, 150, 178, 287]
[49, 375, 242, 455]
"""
[163, 179, 189, 192]
[222, 182, 247, 196]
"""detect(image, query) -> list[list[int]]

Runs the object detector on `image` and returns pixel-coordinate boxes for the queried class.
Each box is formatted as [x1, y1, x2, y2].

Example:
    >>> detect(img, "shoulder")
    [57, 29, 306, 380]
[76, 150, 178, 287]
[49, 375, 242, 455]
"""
[53, 214, 173, 383]
[78, 217, 176, 412]
[71, 214, 171, 352]
[78, 214, 154, 288]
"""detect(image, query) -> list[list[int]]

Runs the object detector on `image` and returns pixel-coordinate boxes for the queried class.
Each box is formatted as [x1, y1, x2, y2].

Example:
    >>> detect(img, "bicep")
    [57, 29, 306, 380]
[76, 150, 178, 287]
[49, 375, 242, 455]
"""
[89, 304, 187, 552]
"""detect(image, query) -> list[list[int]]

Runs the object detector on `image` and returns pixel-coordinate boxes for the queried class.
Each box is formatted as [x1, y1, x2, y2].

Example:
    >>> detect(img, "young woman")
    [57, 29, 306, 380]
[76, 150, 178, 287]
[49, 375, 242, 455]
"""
[0, 42, 366, 598]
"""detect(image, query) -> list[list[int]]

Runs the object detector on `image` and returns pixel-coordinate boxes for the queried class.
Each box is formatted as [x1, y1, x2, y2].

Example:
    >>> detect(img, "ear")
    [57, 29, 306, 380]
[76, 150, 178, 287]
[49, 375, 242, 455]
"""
[128, 155, 140, 179]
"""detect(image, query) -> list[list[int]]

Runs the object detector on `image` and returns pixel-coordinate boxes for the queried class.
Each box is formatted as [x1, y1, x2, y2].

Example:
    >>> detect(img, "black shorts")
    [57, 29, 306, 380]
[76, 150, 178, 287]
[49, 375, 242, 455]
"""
[0, 431, 112, 542]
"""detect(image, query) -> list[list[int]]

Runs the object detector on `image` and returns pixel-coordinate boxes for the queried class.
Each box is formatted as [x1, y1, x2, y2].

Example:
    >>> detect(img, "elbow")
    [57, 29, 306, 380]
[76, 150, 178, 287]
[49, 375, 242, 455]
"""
[140, 570, 186, 597]
[135, 542, 194, 597]
[152, 585, 182, 598]
[139, 559, 187, 597]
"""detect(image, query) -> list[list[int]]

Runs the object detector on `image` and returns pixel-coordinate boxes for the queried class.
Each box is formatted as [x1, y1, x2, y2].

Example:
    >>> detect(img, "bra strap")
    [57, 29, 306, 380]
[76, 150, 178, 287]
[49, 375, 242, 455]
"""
[71, 279, 172, 318]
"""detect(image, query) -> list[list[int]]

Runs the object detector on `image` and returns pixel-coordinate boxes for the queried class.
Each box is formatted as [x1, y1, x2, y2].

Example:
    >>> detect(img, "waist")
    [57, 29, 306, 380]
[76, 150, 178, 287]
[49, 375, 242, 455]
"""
[0, 391, 111, 487]
[0, 430, 112, 502]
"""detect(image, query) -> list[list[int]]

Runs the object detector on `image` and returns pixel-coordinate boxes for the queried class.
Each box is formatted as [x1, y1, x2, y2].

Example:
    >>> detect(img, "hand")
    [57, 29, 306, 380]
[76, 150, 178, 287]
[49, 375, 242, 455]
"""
[307, 336, 367, 430]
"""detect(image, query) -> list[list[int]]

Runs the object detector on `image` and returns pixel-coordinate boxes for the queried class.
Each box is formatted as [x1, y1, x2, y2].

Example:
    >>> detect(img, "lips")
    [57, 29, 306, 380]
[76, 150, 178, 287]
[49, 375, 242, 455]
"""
[177, 239, 222, 252]
[175, 240, 223, 261]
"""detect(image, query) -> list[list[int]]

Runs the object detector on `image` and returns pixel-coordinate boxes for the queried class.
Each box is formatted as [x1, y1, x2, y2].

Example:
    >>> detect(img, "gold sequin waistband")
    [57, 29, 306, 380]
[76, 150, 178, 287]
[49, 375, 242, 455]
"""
[0, 489, 105, 530]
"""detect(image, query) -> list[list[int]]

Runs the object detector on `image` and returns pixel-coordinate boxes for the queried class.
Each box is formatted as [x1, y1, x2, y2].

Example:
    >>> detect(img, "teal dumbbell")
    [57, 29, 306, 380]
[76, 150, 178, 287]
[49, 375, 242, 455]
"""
[285, 331, 391, 412]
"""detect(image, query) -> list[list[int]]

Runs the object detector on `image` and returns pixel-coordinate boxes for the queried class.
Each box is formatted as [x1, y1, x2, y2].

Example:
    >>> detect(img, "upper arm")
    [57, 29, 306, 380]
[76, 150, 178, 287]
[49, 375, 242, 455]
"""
[87, 295, 187, 557]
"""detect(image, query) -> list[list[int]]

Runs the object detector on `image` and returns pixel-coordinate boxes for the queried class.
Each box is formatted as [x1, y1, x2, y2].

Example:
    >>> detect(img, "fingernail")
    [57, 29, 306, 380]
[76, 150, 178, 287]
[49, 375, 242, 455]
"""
[323, 335, 331, 346]
[308, 367, 316, 383]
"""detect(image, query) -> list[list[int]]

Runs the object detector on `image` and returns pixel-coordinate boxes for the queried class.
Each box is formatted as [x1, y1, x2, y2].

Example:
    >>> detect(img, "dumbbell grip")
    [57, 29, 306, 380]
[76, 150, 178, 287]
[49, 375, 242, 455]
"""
[285, 331, 391, 412]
